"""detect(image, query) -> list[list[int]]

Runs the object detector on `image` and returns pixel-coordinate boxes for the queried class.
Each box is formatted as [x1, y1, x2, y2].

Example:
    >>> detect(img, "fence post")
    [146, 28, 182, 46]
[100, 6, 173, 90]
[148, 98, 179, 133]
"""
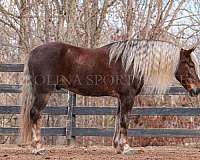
[66, 92, 76, 145]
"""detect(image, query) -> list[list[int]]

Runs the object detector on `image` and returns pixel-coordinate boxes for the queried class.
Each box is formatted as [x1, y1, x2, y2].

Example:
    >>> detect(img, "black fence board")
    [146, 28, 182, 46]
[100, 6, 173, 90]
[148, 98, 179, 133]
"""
[0, 84, 188, 95]
[1, 127, 200, 137]
[74, 107, 200, 116]
[0, 127, 66, 136]
[0, 84, 21, 93]
[73, 128, 200, 137]
[0, 64, 24, 72]
[73, 107, 116, 115]
[0, 84, 66, 93]
[0, 106, 68, 115]
[1, 106, 200, 116]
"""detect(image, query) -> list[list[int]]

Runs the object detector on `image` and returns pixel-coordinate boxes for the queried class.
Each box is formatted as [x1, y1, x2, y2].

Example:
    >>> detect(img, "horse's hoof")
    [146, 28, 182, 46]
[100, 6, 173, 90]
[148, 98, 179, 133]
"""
[32, 148, 47, 155]
[18, 143, 29, 148]
[114, 145, 122, 154]
[116, 149, 122, 154]
[122, 147, 135, 155]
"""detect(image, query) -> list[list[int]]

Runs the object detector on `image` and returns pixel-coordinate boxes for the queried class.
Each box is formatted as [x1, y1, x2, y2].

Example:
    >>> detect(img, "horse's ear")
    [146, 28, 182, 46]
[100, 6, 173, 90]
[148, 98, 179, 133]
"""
[181, 47, 196, 55]
[187, 47, 196, 53]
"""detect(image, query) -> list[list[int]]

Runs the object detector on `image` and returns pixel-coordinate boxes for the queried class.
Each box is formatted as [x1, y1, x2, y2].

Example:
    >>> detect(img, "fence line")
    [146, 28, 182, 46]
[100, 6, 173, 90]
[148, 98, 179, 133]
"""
[1, 64, 200, 143]
[1, 106, 200, 116]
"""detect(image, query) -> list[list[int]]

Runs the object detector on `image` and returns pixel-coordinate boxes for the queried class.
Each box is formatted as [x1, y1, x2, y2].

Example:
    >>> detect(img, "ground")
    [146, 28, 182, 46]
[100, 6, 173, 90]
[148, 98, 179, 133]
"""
[0, 145, 200, 160]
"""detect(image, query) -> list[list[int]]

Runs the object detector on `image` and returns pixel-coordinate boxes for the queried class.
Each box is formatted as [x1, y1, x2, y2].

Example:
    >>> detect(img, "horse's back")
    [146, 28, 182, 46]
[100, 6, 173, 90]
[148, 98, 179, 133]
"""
[27, 42, 119, 96]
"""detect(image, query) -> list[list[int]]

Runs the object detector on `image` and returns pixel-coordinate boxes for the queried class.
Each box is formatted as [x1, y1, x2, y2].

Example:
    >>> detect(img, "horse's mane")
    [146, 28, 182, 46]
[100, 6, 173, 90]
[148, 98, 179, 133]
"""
[191, 50, 200, 79]
[108, 39, 180, 94]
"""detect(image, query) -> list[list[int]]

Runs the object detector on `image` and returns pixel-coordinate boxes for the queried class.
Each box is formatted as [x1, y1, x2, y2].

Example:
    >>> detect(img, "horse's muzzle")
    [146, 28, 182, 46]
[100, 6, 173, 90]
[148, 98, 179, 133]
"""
[189, 88, 200, 97]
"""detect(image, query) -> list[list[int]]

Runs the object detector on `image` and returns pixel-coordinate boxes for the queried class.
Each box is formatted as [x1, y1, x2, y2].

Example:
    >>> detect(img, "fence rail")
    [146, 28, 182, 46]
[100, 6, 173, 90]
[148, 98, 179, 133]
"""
[0, 64, 24, 72]
[0, 84, 188, 95]
[1, 105, 200, 116]
[0, 64, 200, 142]
[1, 127, 200, 137]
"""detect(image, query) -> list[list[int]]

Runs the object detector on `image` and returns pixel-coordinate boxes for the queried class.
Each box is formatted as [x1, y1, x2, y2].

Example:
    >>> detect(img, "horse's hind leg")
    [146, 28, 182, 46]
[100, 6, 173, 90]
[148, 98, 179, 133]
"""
[30, 93, 50, 154]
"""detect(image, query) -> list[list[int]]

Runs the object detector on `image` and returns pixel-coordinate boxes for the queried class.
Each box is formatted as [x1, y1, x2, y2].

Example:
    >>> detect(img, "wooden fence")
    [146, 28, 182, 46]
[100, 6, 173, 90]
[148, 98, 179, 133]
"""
[1, 64, 200, 144]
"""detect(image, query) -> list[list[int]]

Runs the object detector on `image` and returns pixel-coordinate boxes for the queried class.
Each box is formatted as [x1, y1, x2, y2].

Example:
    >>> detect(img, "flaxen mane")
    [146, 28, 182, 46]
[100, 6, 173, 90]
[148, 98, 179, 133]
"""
[191, 51, 200, 79]
[108, 40, 180, 93]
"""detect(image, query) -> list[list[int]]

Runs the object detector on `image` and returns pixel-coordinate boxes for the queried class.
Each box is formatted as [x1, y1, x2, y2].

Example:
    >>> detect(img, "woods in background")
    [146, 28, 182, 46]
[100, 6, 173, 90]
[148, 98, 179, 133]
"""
[0, 0, 199, 60]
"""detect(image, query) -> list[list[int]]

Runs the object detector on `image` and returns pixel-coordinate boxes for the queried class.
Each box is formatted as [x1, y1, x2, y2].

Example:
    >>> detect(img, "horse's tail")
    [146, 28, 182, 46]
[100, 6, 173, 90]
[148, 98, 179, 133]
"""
[20, 56, 35, 145]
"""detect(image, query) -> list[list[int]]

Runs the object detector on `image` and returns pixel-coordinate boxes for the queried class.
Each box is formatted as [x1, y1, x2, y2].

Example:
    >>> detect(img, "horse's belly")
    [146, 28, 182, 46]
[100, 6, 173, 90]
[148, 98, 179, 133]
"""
[68, 87, 111, 96]
[63, 74, 118, 97]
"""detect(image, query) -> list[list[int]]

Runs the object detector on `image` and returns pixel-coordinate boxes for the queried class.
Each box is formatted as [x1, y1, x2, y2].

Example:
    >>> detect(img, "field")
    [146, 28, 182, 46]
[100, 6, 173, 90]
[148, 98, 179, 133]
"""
[0, 145, 200, 160]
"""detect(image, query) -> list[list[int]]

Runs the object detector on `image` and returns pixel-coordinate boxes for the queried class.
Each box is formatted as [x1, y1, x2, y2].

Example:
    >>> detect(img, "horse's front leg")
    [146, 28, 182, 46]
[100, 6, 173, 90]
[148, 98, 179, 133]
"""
[113, 96, 134, 155]
[113, 105, 120, 149]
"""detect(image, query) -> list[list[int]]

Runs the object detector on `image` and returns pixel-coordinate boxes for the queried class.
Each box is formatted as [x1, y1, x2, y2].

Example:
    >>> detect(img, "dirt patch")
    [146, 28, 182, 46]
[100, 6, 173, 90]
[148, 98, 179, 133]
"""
[0, 145, 200, 160]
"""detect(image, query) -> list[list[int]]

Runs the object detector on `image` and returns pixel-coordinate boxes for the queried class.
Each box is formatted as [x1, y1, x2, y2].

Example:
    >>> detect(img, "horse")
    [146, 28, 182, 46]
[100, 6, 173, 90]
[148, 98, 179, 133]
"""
[20, 39, 200, 155]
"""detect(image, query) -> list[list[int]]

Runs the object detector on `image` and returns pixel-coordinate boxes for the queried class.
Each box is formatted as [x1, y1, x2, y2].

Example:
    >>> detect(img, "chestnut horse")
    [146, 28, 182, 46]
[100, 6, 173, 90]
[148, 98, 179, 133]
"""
[20, 40, 200, 155]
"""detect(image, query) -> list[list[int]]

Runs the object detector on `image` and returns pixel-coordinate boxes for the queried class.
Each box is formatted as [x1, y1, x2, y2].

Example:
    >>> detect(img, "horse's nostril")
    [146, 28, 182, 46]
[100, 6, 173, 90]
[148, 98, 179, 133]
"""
[190, 88, 197, 97]
[190, 88, 200, 97]
[197, 88, 200, 94]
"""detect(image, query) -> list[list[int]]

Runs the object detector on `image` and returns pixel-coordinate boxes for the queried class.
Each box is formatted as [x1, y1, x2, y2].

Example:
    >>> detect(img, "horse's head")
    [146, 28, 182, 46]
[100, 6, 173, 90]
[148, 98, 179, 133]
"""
[175, 47, 200, 97]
